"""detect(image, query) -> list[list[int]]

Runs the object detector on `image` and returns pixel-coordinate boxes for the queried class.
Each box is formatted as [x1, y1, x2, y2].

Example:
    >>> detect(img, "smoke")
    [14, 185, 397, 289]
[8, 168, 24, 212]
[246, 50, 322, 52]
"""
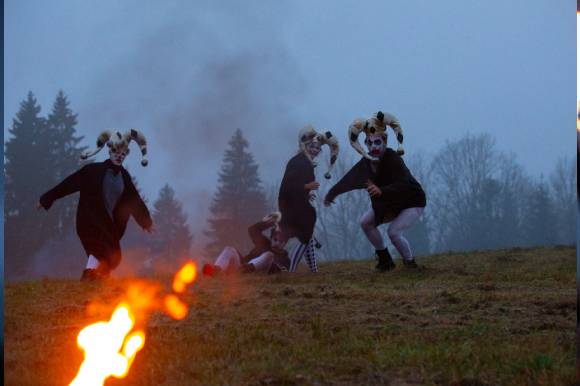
[75, 2, 307, 247]
[31, 232, 85, 280]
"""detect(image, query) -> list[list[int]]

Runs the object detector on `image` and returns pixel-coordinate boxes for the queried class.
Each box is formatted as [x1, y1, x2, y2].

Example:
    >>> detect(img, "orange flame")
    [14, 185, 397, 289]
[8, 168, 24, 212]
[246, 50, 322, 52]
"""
[577, 101, 580, 132]
[69, 304, 145, 386]
[69, 261, 199, 385]
[164, 261, 198, 320]
[172, 261, 197, 293]
[164, 294, 189, 320]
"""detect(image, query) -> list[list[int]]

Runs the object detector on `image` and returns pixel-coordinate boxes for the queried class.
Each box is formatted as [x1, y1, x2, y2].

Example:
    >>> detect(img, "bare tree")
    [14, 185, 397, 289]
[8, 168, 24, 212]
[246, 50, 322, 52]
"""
[314, 155, 374, 260]
[549, 156, 576, 244]
[429, 134, 530, 252]
[404, 152, 433, 256]
[313, 152, 434, 260]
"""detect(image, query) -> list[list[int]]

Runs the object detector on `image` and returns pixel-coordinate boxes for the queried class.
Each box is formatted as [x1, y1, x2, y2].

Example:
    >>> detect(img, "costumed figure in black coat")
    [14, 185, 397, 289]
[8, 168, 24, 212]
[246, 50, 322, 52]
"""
[201, 212, 290, 276]
[38, 129, 153, 281]
[324, 111, 426, 271]
[278, 125, 339, 272]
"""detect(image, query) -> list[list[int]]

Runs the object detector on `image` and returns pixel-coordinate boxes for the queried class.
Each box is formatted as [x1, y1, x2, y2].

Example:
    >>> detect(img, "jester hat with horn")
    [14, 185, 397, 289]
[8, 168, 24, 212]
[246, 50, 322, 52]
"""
[81, 129, 149, 166]
[348, 111, 404, 160]
[298, 124, 339, 179]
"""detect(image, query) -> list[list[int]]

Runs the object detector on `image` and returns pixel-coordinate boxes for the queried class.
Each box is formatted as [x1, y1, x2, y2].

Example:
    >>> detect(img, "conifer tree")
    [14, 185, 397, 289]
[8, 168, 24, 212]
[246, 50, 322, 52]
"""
[46, 90, 86, 236]
[149, 184, 193, 269]
[5, 92, 52, 277]
[205, 129, 268, 256]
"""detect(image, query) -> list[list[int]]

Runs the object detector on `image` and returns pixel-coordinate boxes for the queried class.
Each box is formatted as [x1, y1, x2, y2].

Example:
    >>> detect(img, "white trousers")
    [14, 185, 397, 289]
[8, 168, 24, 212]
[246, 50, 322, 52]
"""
[214, 246, 274, 273]
[360, 207, 424, 260]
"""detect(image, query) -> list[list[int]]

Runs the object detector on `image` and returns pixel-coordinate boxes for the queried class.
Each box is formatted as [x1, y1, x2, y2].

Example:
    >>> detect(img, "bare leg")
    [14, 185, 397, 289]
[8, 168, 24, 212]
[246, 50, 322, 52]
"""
[360, 208, 385, 250]
[387, 207, 424, 261]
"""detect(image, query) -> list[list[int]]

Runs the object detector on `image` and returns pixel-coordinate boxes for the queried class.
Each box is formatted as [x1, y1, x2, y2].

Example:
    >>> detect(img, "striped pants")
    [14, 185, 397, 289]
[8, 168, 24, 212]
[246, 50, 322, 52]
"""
[289, 238, 318, 272]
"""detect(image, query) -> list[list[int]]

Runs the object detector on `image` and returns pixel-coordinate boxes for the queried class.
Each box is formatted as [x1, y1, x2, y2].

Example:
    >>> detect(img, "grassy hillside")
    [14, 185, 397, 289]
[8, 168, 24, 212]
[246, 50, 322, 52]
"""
[4, 246, 577, 385]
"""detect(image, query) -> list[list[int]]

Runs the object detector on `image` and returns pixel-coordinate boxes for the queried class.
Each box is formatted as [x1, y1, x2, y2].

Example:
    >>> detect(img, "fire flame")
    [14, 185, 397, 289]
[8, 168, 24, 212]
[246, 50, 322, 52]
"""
[172, 261, 197, 293]
[69, 261, 199, 385]
[164, 294, 189, 320]
[69, 304, 145, 386]
[577, 101, 580, 132]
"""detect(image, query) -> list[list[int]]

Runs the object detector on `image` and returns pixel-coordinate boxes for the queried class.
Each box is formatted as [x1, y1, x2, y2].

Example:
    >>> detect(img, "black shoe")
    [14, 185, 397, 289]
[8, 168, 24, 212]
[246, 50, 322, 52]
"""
[80, 268, 101, 282]
[375, 249, 395, 272]
[403, 259, 419, 269]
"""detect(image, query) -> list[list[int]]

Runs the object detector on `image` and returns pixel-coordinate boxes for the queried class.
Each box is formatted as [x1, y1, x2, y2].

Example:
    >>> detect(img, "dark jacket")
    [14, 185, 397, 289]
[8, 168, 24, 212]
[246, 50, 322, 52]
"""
[241, 220, 290, 273]
[278, 152, 316, 244]
[39, 160, 152, 266]
[326, 149, 426, 225]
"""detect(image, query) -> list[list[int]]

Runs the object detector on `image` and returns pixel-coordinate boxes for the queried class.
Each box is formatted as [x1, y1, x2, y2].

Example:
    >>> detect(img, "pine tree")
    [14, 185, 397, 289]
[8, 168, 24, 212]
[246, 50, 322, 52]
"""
[46, 90, 86, 237]
[205, 129, 269, 256]
[5, 92, 53, 278]
[149, 184, 193, 272]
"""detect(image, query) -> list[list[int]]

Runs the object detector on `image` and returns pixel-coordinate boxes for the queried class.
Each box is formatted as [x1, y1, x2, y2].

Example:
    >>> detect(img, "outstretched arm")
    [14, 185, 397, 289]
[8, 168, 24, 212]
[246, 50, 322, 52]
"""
[126, 177, 153, 231]
[324, 159, 370, 204]
[39, 166, 86, 210]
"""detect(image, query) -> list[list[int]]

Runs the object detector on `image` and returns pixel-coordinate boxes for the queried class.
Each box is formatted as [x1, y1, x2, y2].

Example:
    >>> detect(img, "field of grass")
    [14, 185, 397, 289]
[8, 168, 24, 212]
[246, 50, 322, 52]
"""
[4, 246, 577, 385]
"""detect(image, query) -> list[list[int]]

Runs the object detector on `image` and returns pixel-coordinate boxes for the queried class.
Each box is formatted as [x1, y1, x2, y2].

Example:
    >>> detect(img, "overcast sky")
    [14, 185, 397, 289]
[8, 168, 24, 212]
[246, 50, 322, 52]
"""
[5, 0, 575, 241]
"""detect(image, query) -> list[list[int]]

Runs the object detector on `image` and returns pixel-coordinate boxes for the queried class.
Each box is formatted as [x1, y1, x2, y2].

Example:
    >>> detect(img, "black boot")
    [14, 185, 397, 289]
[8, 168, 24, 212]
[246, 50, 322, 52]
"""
[403, 258, 419, 269]
[240, 263, 256, 274]
[375, 249, 395, 272]
[80, 268, 102, 282]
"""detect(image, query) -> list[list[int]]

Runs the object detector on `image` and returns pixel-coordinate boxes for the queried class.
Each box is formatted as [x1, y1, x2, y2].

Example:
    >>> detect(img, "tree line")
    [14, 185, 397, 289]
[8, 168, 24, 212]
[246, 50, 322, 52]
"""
[5, 92, 192, 279]
[314, 135, 575, 261]
[5, 91, 575, 279]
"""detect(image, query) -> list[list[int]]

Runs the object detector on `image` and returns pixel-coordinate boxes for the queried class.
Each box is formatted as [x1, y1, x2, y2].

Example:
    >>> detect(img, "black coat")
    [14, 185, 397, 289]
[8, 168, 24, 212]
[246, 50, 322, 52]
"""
[40, 160, 152, 269]
[326, 149, 426, 225]
[278, 152, 316, 244]
[241, 220, 290, 273]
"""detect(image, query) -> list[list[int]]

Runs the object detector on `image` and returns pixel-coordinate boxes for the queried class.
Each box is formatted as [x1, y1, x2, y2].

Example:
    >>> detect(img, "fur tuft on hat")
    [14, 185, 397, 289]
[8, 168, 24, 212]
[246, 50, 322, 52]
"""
[262, 211, 282, 224]
[81, 129, 148, 166]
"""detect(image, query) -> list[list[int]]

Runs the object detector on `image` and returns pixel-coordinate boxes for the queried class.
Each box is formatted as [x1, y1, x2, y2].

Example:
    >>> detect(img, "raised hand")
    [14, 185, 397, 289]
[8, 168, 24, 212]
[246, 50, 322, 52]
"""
[366, 180, 382, 198]
[304, 181, 320, 190]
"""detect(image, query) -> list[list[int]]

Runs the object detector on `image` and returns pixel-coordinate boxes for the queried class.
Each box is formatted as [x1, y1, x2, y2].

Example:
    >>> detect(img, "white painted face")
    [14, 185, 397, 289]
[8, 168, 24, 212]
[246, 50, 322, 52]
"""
[306, 139, 322, 159]
[107, 132, 131, 165]
[270, 228, 288, 250]
[365, 134, 387, 159]
[108, 143, 129, 166]
[109, 148, 129, 165]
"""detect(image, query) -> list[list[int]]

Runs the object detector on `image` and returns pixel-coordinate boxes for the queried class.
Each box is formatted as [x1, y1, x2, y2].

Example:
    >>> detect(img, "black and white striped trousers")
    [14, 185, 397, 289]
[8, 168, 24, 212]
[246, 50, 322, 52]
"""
[289, 238, 318, 273]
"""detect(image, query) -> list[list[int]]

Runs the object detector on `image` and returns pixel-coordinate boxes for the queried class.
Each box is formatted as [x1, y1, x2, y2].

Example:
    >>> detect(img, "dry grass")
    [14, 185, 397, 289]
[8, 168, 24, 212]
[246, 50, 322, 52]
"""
[4, 246, 577, 385]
